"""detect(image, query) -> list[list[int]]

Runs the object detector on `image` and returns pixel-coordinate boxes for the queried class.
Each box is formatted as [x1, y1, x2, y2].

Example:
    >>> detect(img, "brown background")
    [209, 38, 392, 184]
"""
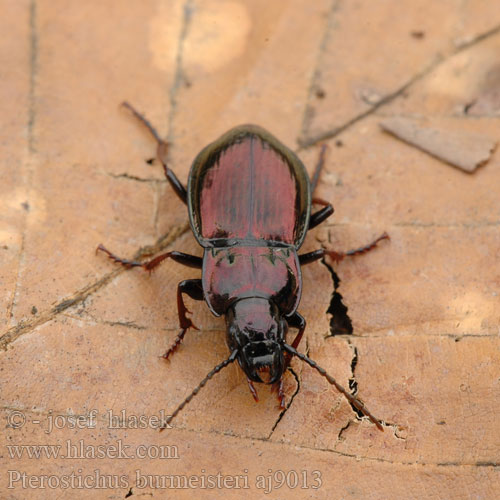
[1, 1, 499, 498]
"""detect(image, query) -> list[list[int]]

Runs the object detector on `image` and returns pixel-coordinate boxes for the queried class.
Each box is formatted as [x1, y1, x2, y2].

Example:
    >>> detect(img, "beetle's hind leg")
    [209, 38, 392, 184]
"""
[121, 102, 188, 204]
[163, 279, 204, 360]
[299, 232, 389, 265]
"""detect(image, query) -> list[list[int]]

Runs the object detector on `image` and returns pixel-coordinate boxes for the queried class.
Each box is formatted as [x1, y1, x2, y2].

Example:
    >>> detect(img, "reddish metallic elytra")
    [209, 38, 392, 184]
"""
[189, 125, 310, 246]
[97, 103, 389, 431]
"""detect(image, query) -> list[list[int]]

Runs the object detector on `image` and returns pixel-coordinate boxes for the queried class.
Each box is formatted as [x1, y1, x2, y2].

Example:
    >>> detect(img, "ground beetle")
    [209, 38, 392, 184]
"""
[98, 103, 389, 431]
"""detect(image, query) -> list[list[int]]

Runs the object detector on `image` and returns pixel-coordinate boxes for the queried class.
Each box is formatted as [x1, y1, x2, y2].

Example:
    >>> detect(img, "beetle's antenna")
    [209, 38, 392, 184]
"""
[121, 101, 163, 144]
[282, 343, 384, 431]
[160, 350, 239, 431]
[121, 100, 169, 161]
[310, 144, 328, 193]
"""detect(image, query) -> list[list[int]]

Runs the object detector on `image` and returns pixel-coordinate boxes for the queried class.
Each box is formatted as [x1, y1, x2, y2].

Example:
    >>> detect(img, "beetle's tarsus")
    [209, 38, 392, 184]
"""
[164, 280, 203, 361]
[162, 330, 187, 360]
[96, 244, 143, 269]
[300, 232, 389, 266]
[246, 378, 259, 402]
[344, 232, 390, 259]
[272, 377, 286, 409]
[325, 249, 344, 263]
[162, 320, 197, 361]
[121, 101, 163, 144]
[161, 280, 204, 360]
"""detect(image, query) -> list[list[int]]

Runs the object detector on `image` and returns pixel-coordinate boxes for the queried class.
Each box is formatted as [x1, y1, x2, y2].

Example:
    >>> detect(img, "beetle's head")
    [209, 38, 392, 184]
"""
[225, 297, 287, 384]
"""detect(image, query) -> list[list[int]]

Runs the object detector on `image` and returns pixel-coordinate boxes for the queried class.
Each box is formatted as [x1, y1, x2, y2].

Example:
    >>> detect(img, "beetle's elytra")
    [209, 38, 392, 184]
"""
[98, 102, 389, 431]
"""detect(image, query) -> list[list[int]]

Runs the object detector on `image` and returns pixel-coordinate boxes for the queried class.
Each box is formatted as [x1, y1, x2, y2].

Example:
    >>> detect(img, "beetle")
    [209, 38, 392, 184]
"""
[98, 102, 389, 431]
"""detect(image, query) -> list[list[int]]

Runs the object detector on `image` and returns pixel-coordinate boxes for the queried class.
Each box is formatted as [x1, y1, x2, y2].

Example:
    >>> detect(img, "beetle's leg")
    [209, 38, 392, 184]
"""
[271, 377, 286, 409]
[310, 144, 328, 193]
[157, 145, 188, 205]
[284, 311, 306, 369]
[97, 244, 202, 272]
[121, 102, 188, 205]
[312, 197, 330, 206]
[309, 200, 334, 230]
[163, 279, 204, 360]
[326, 232, 390, 264]
[269, 311, 306, 408]
[299, 232, 389, 265]
[246, 378, 259, 402]
[287, 311, 306, 350]
[308, 143, 334, 229]
[277, 378, 285, 408]
[299, 249, 327, 266]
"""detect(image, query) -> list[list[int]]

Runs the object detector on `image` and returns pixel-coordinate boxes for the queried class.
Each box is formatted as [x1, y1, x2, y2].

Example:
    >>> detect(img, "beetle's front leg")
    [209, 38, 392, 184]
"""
[246, 378, 259, 402]
[283, 311, 306, 369]
[287, 311, 306, 350]
[163, 279, 204, 360]
[269, 311, 306, 408]
[271, 377, 286, 409]
[299, 232, 389, 265]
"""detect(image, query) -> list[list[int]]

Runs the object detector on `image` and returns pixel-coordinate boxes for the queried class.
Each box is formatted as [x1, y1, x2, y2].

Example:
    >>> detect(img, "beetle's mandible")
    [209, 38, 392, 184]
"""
[97, 102, 389, 431]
